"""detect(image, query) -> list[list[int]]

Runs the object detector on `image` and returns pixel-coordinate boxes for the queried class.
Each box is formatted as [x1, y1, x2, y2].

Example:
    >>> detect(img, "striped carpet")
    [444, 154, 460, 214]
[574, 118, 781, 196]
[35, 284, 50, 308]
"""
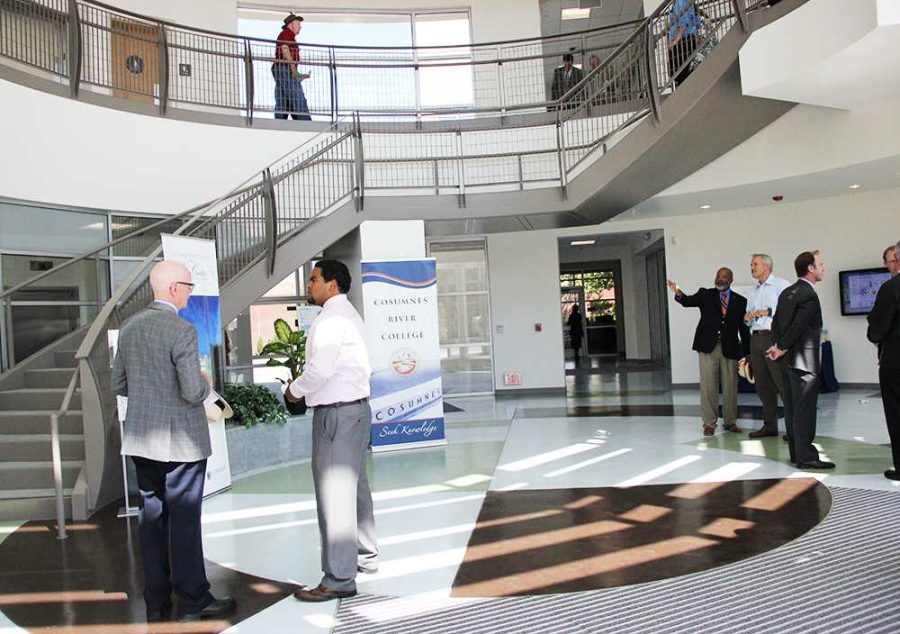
[335, 487, 900, 633]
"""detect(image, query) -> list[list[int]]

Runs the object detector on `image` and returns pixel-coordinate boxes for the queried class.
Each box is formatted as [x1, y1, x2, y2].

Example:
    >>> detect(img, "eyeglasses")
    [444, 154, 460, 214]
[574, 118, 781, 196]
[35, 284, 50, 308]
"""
[174, 281, 195, 291]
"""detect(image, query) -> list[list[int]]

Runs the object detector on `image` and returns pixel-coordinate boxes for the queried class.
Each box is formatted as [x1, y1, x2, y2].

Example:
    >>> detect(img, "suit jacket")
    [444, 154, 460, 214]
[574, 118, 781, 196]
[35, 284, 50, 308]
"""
[676, 287, 750, 359]
[772, 280, 823, 374]
[112, 301, 211, 463]
[551, 65, 585, 101]
[867, 274, 900, 370]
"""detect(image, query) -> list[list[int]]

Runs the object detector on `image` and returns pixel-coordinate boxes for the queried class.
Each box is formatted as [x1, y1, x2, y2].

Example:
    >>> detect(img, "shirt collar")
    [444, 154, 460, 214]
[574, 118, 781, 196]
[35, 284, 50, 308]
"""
[152, 299, 178, 312]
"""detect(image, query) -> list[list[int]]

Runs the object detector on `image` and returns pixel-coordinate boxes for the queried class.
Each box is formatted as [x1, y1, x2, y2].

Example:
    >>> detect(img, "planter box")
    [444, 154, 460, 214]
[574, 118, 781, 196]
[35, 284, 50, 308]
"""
[225, 414, 313, 478]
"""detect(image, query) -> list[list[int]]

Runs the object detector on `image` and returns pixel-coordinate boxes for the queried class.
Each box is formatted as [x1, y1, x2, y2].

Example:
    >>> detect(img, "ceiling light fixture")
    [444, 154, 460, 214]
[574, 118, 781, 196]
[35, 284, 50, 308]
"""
[561, 8, 591, 20]
[699, 204, 711, 210]
[570, 239, 596, 246]
[849, 184, 861, 189]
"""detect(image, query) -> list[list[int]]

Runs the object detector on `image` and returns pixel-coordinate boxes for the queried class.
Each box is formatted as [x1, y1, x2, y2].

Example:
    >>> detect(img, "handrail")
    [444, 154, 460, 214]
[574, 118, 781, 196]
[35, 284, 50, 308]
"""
[0, 0, 642, 120]
[49, 368, 79, 540]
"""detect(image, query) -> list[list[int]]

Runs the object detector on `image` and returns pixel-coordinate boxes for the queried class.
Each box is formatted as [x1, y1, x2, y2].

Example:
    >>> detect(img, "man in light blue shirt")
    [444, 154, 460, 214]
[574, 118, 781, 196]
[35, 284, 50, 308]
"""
[744, 253, 791, 438]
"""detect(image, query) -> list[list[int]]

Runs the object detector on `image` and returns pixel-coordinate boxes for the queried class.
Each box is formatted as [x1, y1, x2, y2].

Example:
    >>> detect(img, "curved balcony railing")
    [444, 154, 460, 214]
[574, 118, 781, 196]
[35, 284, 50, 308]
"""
[0, 0, 755, 124]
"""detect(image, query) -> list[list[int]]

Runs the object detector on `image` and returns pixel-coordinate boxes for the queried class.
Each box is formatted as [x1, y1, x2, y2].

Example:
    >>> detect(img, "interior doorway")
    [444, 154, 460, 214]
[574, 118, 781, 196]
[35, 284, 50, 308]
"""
[559, 264, 624, 358]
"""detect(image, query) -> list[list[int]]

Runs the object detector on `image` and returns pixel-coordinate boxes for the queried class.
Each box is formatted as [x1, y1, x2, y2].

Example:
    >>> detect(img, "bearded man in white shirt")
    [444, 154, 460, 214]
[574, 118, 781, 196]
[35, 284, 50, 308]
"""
[744, 253, 791, 438]
[286, 259, 378, 602]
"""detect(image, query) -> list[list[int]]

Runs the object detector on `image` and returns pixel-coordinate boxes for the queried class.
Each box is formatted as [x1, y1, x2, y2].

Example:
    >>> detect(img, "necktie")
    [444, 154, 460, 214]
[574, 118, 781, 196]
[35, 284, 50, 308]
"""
[720, 291, 728, 316]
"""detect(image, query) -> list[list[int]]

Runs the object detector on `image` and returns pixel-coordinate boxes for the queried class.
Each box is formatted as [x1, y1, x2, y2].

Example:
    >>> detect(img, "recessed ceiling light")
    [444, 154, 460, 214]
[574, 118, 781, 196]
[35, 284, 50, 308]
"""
[570, 239, 596, 246]
[849, 184, 861, 189]
[562, 8, 591, 20]
[699, 204, 712, 209]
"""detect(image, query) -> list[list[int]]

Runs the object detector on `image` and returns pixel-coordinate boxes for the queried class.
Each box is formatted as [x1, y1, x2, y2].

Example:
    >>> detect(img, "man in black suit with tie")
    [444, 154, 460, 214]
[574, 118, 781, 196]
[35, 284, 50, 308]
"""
[767, 250, 834, 469]
[668, 268, 750, 436]
[867, 240, 900, 480]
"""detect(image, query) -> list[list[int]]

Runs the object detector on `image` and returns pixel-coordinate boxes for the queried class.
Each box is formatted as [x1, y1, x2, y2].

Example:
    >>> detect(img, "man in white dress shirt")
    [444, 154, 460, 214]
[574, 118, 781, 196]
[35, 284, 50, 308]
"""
[286, 259, 378, 602]
[744, 254, 791, 438]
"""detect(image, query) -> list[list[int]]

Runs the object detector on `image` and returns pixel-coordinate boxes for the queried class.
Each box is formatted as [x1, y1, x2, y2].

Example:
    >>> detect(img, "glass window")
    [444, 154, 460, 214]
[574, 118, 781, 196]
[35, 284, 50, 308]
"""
[237, 8, 472, 114]
[263, 271, 299, 298]
[430, 240, 492, 394]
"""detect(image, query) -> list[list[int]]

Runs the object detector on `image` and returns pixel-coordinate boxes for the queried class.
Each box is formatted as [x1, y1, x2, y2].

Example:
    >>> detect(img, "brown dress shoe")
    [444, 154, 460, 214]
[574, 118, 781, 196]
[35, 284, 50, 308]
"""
[723, 423, 741, 433]
[702, 426, 715, 437]
[293, 584, 357, 602]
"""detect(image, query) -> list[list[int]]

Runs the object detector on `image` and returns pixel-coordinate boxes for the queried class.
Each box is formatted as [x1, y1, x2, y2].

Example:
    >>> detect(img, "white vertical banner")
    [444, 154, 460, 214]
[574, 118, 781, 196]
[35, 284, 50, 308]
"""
[160, 235, 232, 496]
[361, 259, 447, 451]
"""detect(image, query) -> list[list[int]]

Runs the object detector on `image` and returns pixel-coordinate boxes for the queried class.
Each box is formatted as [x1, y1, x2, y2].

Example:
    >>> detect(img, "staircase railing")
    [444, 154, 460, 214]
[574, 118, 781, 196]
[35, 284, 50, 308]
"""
[70, 117, 359, 515]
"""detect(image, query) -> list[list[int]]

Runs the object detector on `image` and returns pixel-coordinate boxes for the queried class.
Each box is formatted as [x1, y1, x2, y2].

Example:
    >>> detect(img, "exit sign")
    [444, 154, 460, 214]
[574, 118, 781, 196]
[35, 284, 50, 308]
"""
[503, 372, 522, 386]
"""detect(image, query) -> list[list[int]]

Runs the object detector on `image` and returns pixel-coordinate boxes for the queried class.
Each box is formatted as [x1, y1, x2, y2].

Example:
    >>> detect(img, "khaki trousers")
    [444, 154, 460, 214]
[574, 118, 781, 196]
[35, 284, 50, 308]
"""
[698, 342, 738, 427]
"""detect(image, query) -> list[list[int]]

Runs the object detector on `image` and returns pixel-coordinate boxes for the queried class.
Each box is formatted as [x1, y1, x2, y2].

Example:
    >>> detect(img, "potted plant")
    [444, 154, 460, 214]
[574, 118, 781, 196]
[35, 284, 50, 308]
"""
[259, 318, 308, 416]
[222, 383, 288, 427]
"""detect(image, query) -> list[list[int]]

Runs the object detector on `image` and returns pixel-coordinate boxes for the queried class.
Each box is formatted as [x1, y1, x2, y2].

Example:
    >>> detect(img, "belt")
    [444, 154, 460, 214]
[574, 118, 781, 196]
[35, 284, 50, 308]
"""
[315, 397, 368, 409]
[752, 330, 771, 335]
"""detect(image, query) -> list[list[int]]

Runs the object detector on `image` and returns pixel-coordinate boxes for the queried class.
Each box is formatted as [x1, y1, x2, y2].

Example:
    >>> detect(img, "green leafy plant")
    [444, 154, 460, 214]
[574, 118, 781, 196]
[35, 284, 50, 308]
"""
[258, 318, 307, 383]
[223, 383, 287, 428]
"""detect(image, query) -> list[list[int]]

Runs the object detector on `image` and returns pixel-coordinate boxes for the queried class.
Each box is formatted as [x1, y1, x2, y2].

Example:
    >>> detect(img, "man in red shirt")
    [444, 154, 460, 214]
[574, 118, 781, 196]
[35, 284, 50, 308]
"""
[272, 14, 311, 121]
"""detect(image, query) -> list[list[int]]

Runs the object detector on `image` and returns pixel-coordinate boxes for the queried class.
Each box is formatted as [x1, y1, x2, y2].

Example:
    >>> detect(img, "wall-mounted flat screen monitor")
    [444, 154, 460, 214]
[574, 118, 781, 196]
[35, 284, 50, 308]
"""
[839, 267, 890, 315]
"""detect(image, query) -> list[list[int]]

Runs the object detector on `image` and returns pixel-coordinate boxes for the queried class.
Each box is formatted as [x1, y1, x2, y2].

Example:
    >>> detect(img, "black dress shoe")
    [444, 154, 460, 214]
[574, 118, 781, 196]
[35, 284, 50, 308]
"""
[178, 596, 237, 622]
[146, 601, 172, 623]
[782, 433, 789, 441]
[885, 469, 900, 481]
[796, 460, 836, 470]
[293, 584, 357, 602]
[748, 427, 778, 438]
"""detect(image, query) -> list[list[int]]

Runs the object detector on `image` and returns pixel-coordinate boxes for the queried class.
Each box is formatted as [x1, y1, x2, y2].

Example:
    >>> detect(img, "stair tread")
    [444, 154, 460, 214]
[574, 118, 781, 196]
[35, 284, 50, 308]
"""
[0, 435, 84, 442]
[0, 410, 82, 416]
[1, 388, 81, 393]
[0, 461, 83, 468]
[0, 489, 74, 500]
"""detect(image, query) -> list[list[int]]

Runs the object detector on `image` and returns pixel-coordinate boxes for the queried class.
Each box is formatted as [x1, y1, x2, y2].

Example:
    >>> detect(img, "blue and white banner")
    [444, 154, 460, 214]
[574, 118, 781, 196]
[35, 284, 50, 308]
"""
[161, 234, 232, 496]
[361, 259, 446, 451]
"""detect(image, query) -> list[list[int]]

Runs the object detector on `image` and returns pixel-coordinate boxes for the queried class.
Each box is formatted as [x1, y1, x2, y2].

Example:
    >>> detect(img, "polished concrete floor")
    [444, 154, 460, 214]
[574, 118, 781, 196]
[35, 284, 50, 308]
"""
[0, 357, 897, 633]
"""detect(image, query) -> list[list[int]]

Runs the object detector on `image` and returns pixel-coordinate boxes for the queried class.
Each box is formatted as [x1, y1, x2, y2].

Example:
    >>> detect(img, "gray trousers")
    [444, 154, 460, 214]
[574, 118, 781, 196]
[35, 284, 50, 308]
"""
[312, 400, 378, 592]
[749, 331, 785, 427]
[699, 342, 738, 426]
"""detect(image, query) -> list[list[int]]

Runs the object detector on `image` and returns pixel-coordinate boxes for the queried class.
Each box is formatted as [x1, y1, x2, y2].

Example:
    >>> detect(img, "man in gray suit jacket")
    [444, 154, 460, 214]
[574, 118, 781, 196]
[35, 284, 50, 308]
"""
[767, 250, 835, 470]
[112, 260, 236, 623]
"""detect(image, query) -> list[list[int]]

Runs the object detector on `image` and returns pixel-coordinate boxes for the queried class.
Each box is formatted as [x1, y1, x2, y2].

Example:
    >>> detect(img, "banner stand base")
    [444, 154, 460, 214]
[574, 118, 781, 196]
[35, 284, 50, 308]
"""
[372, 439, 448, 453]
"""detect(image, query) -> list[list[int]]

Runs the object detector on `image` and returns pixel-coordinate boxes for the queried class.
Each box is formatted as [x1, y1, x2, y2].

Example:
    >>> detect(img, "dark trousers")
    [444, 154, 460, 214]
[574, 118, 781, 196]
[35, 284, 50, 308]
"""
[880, 367, 900, 469]
[781, 366, 821, 464]
[750, 331, 784, 426]
[132, 457, 212, 614]
[668, 34, 697, 87]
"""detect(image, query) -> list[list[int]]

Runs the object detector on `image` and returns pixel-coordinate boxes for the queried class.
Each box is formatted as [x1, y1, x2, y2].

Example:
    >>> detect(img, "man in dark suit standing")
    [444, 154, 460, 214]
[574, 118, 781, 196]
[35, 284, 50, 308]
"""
[112, 261, 236, 623]
[550, 53, 585, 106]
[767, 250, 834, 469]
[867, 239, 900, 480]
[668, 268, 750, 436]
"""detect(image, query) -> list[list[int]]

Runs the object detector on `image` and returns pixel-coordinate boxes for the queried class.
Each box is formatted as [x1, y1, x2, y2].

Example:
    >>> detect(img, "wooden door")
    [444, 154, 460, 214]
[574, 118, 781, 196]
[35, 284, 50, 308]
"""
[110, 17, 158, 104]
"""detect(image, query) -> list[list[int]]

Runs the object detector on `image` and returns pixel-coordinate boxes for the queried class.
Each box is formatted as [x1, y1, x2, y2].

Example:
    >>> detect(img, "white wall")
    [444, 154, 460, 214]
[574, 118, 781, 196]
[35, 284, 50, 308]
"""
[109, 0, 239, 33]
[600, 187, 899, 385]
[487, 231, 566, 391]
[0, 79, 313, 214]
